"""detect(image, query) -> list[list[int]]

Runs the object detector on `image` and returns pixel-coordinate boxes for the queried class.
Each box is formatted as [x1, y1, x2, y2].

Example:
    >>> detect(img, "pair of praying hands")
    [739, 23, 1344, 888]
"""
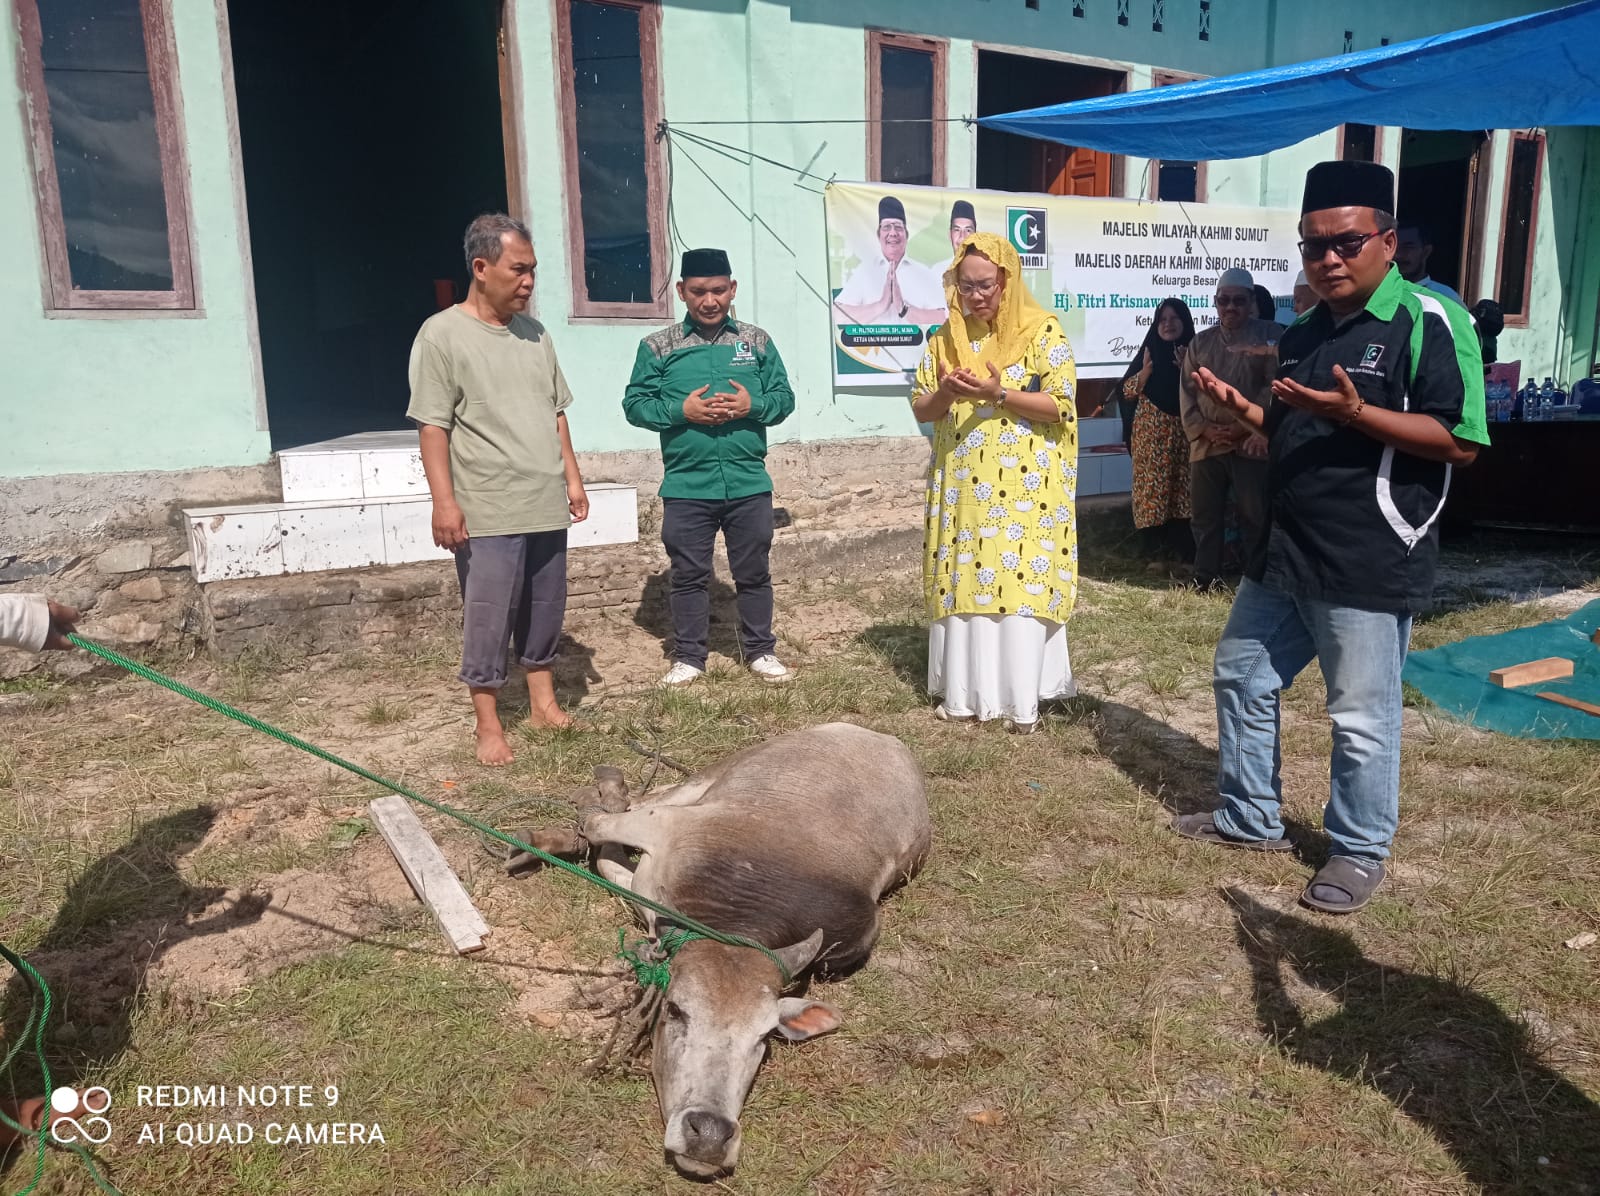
[1190, 363, 1365, 439]
[877, 260, 906, 320]
[684, 380, 753, 426]
[937, 361, 1006, 404]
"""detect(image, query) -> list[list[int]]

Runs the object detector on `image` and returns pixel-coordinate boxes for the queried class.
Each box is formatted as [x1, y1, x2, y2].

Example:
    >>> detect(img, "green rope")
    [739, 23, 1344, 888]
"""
[0, 942, 50, 1196]
[0, 944, 123, 1196]
[65, 634, 793, 985]
[616, 926, 707, 992]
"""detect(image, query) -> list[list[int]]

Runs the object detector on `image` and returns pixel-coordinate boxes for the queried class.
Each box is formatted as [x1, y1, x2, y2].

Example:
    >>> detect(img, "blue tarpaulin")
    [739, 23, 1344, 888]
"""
[978, 1, 1600, 161]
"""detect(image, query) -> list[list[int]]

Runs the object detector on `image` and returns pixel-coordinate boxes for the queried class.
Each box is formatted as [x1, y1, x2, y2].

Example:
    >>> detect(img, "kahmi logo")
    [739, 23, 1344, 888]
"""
[1360, 344, 1386, 369]
[1006, 207, 1049, 269]
[730, 339, 755, 365]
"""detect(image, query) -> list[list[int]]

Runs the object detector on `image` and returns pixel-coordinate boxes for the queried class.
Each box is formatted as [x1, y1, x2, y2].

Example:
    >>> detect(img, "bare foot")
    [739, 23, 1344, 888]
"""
[476, 727, 515, 766]
[526, 701, 574, 730]
[523, 667, 573, 731]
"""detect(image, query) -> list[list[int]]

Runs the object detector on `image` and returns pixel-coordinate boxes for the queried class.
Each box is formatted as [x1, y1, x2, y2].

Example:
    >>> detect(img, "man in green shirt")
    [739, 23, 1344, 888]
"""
[623, 248, 796, 686]
[407, 214, 589, 765]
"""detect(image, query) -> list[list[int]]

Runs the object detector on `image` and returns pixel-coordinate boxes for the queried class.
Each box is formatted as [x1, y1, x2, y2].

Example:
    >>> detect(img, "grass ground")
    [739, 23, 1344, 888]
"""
[0, 523, 1596, 1195]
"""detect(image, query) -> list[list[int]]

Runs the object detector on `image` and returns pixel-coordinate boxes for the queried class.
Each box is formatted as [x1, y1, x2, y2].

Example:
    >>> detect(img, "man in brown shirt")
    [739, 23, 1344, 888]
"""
[1178, 267, 1278, 589]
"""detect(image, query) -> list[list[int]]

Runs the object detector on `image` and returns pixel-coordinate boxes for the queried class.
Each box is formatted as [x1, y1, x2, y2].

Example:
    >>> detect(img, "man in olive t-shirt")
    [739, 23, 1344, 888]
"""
[407, 214, 588, 766]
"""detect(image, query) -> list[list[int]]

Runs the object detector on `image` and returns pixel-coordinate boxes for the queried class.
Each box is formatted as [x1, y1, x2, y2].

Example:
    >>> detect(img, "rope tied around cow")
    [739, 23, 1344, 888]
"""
[582, 928, 708, 1077]
[618, 926, 705, 992]
[60, 635, 797, 982]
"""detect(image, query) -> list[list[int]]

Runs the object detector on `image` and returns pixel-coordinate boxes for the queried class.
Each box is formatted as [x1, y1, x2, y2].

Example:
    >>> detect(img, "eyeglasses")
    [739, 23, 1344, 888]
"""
[1213, 294, 1251, 307]
[956, 279, 1000, 297]
[1298, 231, 1381, 260]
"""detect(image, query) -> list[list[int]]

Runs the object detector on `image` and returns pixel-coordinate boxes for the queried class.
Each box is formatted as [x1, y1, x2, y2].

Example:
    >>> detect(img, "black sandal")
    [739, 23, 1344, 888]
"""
[1300, 856, 1386, 914]
[1171, 812, 1294, 853]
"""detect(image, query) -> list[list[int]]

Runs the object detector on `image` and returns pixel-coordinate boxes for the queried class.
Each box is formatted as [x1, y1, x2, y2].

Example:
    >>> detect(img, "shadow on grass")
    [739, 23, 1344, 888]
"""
[1228, 888, 1600, 1194]
[857, 622, 928, 697]
[0, 806, 267, 1175]
[634, 569, 750, 667]
[1092, 701, 1326, 864]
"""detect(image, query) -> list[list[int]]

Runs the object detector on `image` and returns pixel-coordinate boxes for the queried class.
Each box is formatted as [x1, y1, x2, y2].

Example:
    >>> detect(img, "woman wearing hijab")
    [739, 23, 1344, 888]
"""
[1120, 298, 1196, 566]
[911, 233, 1079, 734]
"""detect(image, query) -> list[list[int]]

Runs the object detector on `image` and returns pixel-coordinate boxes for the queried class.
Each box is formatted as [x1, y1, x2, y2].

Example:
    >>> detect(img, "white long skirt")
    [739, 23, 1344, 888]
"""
[927, 614, 1074, 725]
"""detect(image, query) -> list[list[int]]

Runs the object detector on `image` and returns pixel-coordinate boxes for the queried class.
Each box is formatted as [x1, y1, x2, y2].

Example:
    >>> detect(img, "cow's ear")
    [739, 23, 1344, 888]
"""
[774, 998, 843, 1043]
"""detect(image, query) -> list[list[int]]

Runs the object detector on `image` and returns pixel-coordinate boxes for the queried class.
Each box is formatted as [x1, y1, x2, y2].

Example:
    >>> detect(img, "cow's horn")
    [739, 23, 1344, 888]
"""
[770, 929, 824, 983]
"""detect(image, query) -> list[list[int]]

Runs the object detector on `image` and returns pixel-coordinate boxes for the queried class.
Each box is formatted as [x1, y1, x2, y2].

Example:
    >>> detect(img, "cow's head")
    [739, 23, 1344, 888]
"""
[653, 931, 840, 1178]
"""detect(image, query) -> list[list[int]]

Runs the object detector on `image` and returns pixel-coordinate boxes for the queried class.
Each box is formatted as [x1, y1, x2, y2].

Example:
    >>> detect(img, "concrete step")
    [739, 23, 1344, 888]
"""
[277, 430, 431, 503]
[182, 485, 639, 584]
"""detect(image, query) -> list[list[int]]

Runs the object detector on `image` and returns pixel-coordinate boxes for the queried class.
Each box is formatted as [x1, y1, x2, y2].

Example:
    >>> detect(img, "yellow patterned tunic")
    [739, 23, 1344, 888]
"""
[914, 316, 1080, 623]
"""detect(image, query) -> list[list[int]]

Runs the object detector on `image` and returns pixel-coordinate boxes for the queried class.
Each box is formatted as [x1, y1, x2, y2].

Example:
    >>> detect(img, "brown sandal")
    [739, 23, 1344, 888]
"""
[1171, 812, 1294, 852]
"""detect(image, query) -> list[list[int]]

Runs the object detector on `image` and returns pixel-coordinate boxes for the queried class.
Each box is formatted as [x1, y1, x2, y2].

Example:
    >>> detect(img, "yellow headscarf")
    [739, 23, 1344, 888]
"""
[932, 232, 1055, 376]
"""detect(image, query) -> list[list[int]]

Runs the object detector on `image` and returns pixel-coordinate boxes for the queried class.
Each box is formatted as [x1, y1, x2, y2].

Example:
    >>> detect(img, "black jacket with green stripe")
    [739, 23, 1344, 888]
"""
[1253, 267, 1488, 613]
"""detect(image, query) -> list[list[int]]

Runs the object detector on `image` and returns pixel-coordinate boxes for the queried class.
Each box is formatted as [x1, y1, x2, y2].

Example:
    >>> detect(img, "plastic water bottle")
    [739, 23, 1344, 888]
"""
[1539, 377, 1555, 421]
[1490, 379, 1509, 421]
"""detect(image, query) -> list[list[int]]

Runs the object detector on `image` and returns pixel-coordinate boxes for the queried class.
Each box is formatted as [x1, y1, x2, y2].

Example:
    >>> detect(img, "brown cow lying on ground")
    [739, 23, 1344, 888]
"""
[520, 722, 931, 1178]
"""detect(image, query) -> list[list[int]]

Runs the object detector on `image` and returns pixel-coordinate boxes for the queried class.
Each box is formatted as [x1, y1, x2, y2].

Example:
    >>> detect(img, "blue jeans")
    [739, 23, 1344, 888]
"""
[1212, 579, 1413, 862]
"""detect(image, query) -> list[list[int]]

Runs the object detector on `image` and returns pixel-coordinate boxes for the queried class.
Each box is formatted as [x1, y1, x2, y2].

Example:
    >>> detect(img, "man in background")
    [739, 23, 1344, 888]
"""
[1395, 223, 1465, 306]
[1289, 269, 1317, 319]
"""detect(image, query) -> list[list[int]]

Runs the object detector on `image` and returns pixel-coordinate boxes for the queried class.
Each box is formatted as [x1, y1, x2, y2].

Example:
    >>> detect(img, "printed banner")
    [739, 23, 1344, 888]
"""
[825, 181, 1302, 386]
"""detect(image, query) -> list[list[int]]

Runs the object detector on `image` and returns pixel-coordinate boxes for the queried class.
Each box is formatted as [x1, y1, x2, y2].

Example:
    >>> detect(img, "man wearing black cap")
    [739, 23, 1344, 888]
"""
[949, 200, 978, 257]
[1176, 160, 1488, 915]
[833, 194, 945, 330]
[623, 249, 796, 687]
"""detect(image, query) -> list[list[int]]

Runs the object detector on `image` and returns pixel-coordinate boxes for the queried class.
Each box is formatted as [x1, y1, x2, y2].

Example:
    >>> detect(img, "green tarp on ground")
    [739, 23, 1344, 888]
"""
[1403, 600, 1600, 740]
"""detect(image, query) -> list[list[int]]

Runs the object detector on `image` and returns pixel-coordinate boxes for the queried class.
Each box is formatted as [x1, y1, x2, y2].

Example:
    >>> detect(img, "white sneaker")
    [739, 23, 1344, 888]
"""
[659, 661, 705, 688]
[748, 654, 793, 683]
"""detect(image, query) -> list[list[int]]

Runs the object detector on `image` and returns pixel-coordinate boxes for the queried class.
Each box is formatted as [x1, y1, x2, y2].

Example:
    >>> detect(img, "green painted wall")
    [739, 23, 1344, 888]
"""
[512, 0, 1596, 463]
[0, 2, 268, 480]
[1, 0, 1593, 480]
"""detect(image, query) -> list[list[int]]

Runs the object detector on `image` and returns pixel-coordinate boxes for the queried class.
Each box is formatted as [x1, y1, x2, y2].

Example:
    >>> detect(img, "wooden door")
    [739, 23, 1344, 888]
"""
[1035, 71, 1117, 196]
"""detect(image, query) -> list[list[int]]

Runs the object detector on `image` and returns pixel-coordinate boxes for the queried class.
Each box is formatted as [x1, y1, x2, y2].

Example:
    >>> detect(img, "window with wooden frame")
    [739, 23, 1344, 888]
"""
[1494, 130, 1544, 327]
[554, 0, 670, 318]
[13, 0, 195, 311]
[1148, 70, 1206, 202]
[1338, 123, 1380, 163]
[867, 31, 947, 187]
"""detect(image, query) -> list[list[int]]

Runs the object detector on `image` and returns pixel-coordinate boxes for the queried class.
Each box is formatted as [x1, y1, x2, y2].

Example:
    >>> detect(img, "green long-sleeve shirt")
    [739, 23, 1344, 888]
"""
[622, 316, 795, 500]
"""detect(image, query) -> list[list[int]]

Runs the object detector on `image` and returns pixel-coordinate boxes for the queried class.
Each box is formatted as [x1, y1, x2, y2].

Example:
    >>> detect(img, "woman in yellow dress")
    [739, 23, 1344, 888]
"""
[911, 232, 1080, 733]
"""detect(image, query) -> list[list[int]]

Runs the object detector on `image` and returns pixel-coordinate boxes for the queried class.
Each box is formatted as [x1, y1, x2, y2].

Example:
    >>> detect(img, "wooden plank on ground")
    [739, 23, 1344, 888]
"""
[368, 795, 489, 955]
[1536, 691, 1600, 718]
[1489, 657, 1574, 688]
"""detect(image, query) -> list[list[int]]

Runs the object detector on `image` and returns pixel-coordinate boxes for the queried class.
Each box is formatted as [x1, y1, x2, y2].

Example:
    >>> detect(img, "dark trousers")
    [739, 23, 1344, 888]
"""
[1191, 453, 1268, 583]
[455, 531, 567, 688]
[661, 493, 775, 670]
